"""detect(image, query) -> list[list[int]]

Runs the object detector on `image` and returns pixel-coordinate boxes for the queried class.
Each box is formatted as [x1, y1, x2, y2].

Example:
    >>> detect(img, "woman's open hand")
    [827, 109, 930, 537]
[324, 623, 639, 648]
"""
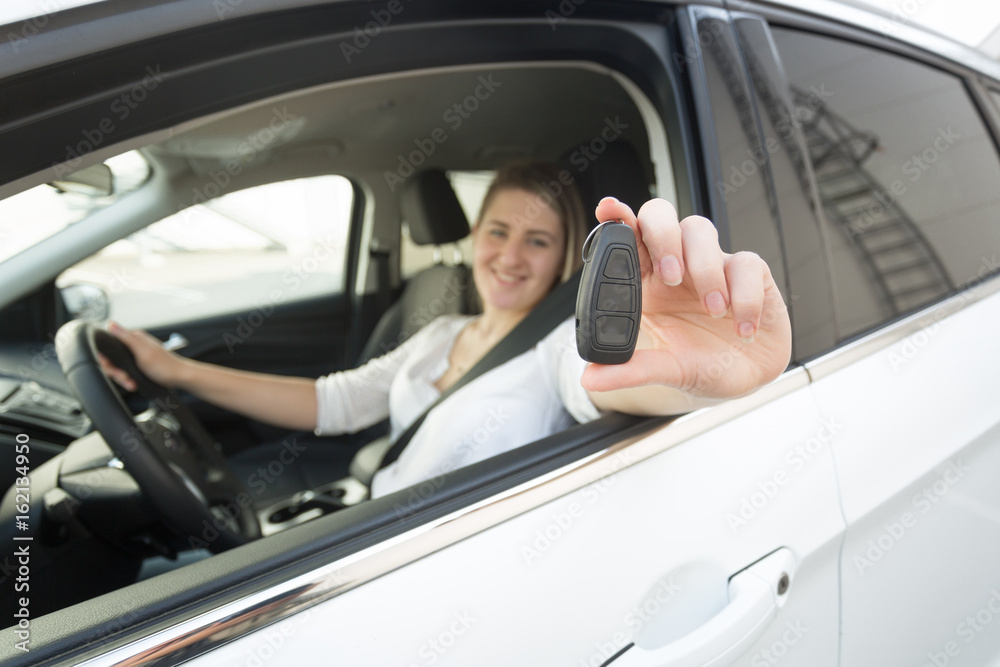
[581, 197, 792, 399]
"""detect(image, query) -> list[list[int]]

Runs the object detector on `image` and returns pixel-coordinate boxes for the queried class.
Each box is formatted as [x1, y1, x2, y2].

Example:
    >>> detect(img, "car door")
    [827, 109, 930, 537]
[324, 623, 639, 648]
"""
[0, 4, 844, 666]
[758, 18, 1000, 665]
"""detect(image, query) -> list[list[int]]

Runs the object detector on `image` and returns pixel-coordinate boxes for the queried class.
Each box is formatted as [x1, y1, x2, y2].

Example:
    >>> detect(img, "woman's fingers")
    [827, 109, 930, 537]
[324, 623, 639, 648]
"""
[594, 197, 637, 227]
[594, 195, 785, 348]
[635, 199, 684, 286]
[725, 251, 766, 341]
[679, 215, 729, 318]
[581, 347, 683, 392]
[611, 198, 735, 320]
[97, 351, 136, 392]
[594, 197, 654, 276]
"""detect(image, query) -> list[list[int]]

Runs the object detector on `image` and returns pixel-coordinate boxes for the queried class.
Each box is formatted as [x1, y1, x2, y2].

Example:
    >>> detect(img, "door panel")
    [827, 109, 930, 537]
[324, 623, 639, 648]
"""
[186, 375, 844, 665]
[764, 22, 1000, 664]
[809, 287, 1000, 665]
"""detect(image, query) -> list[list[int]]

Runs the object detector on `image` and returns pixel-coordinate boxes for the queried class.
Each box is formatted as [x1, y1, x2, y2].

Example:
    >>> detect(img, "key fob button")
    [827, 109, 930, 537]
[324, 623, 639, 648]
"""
[597, 283, 635, 312]
[596, 316, 634, 346]
[603, 248, 635, 279]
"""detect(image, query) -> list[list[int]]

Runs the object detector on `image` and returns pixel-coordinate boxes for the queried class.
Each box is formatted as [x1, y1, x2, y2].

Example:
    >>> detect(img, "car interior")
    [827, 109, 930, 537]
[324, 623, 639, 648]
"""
[0, 60, 670, 618]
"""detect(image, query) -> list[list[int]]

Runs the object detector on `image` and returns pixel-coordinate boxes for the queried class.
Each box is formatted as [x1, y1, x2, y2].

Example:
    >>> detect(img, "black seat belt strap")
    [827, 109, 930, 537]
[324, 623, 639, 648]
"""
[370, 241, 393, 315]
[377, 270, 582, 471]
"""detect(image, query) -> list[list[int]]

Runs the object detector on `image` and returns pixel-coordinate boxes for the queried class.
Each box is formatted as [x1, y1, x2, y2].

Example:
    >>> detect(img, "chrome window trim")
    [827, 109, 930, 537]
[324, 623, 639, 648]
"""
[805, 272, 1000, 381]
[77, 367, 810, 667]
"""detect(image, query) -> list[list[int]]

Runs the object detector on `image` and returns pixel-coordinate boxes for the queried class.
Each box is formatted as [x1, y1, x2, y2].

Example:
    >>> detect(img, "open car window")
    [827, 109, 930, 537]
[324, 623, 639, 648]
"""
[0, 5, 710, 663]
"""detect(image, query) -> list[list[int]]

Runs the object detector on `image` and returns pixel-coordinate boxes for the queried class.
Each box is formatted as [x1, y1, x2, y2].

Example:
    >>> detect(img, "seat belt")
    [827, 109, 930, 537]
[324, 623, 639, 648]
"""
[377, 270, 582, 471]
[370, 241, 393, 316]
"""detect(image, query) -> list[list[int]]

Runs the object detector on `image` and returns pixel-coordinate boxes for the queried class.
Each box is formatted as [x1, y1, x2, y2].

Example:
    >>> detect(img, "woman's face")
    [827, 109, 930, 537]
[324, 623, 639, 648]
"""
[472, 188, 566, 317]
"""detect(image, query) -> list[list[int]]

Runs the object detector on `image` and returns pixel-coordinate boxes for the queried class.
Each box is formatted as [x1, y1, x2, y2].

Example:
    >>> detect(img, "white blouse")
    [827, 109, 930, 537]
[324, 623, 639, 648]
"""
[314, 315, 601, 498]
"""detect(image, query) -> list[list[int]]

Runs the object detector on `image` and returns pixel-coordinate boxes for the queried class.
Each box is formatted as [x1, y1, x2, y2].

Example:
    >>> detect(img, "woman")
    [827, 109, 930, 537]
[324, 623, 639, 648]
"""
[103, 162, 792, 500]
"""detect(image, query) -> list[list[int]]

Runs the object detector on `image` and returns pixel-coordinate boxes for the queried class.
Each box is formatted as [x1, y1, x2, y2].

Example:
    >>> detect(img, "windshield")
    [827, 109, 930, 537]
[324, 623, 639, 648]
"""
[0, 151, 150, 265]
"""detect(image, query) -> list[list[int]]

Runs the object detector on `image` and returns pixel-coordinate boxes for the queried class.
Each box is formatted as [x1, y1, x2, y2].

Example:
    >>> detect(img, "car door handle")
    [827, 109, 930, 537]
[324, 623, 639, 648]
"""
[607, 548, 794, 667]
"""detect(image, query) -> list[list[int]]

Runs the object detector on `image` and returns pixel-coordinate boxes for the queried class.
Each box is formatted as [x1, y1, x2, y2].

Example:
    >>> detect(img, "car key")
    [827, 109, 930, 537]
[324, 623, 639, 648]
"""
[576, 220, 642, 364]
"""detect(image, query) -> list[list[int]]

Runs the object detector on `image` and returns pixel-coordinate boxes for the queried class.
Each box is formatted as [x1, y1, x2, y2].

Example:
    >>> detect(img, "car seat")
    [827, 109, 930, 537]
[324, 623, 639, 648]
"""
[355, 168, 477, 365]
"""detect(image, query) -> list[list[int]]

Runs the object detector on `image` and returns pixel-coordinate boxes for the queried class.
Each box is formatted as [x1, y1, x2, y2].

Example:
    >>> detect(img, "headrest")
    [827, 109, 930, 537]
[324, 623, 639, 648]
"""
[560, 141, 651, 217]
[400, 169, 470, 246]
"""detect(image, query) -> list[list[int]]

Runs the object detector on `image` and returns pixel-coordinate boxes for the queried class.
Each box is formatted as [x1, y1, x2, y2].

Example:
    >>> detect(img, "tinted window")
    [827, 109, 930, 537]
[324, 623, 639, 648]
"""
[733, 17, 837, 359]
[695, 13, 788, 307]
[771, 29, 1000, 343]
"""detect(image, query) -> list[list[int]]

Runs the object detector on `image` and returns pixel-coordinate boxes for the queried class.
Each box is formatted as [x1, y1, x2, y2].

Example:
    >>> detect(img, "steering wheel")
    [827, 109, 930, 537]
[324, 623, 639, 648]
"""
[55, 319, 260, 552]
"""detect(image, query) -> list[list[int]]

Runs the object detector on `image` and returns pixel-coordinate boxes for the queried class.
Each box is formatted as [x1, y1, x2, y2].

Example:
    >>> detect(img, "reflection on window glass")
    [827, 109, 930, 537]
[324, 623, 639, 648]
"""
[0, 151, 150, 264]
[696, 13, 789, 344]
[699, 16, 784, 255]
[772, 29, 1000, 342]
[732, 17, 838, 361]
[58, 175, 354, 328]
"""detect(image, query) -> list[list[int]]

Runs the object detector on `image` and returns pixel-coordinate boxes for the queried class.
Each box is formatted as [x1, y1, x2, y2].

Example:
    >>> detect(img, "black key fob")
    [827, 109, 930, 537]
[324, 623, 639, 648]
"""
[576, 220, 642, 364]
